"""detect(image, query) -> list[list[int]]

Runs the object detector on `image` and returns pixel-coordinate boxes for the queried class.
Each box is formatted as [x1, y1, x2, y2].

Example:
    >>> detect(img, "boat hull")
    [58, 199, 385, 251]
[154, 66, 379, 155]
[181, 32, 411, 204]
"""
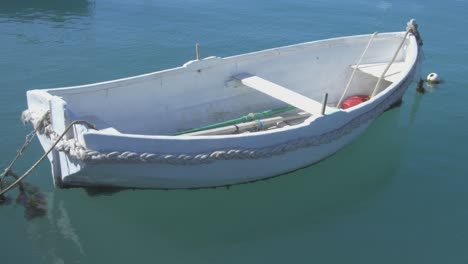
[61, 120, 371, 189]
[25, 29, 421, 189]
[46, 69, 413, 189]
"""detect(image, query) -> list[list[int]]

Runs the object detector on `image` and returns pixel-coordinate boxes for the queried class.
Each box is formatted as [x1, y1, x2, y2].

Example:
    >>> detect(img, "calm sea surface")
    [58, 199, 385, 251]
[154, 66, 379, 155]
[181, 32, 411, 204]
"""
[1, 0, 468, 263]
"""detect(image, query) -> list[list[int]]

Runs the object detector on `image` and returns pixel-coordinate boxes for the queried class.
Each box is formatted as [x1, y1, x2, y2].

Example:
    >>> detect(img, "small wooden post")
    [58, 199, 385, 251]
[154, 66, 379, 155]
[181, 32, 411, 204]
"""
[321, 93, 328, 115]
[195, 43, 200, 60]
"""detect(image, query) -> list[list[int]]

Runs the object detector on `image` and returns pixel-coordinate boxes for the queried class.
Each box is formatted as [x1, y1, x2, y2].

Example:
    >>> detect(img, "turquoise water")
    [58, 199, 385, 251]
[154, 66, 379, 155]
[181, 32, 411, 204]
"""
[1, 0, 468, 263]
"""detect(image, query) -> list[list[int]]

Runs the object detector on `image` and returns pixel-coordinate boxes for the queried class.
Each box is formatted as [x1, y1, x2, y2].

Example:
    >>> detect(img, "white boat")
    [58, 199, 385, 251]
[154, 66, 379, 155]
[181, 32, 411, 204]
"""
[22, 20, 422, 189]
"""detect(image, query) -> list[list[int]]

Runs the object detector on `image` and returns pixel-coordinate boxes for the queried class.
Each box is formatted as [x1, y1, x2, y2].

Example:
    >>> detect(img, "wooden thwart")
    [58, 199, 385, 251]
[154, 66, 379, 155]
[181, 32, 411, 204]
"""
[352, 62, 405, 83]
[234, 73, 323, 115]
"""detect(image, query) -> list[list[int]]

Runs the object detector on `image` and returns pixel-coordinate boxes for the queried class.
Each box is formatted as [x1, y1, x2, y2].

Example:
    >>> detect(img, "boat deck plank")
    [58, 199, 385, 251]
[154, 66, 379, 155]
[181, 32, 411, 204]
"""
[353, 62, 406, 83]
[234, 73, 323, 114]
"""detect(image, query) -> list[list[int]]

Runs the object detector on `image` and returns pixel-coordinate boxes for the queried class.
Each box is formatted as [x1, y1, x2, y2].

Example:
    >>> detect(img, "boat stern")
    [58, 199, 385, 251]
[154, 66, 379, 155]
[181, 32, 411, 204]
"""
[25, 89, 86, 187]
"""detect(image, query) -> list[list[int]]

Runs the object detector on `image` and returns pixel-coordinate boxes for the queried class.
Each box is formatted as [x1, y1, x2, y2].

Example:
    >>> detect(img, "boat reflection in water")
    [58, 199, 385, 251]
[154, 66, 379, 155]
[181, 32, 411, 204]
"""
[27, 101, 417, 262]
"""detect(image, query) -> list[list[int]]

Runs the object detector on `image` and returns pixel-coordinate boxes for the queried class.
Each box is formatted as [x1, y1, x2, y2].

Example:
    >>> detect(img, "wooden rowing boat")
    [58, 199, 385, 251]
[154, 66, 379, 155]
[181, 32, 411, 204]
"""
[23, 20, 422, 189]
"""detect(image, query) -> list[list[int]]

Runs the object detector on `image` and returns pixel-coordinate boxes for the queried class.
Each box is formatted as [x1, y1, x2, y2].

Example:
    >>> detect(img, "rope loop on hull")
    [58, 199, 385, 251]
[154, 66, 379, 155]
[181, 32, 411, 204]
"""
[0, 120, 95, 196]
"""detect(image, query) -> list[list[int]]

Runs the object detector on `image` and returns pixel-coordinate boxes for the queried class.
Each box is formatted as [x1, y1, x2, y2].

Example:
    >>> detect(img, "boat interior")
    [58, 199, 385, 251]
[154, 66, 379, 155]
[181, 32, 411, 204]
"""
[44, 32, 414, 136]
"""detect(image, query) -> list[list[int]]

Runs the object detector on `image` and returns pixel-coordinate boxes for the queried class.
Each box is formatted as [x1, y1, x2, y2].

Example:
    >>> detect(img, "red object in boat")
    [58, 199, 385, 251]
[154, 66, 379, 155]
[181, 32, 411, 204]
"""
[341, 95, 369, 109]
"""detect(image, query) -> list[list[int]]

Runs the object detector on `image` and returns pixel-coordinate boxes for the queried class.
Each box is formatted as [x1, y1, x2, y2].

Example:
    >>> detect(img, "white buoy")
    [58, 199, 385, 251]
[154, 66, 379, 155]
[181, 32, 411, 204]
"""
[426, 72, 440, 84]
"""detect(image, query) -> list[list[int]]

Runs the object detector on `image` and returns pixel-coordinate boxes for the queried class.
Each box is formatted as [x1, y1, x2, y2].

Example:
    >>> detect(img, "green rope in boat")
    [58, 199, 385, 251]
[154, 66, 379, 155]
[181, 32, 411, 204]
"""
[175, 105, 296, 135]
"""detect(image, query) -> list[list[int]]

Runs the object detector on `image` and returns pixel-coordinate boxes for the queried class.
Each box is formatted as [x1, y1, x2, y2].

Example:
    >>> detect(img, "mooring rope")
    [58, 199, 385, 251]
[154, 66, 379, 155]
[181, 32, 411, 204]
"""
[0, 111, 49, 184]
[0, 120, 95, 196]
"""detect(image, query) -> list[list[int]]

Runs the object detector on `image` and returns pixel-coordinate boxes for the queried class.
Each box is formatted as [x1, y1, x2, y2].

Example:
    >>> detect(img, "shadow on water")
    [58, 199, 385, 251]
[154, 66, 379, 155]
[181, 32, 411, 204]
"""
[83, 186, 125, 197]
[25, 105, 413, 263]
[0, 0, 94, 20]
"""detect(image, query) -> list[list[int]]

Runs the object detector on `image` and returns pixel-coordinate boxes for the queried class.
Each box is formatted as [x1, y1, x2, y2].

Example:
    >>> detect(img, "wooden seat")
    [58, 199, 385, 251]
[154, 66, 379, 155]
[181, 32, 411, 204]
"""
[233, 73, 323, 115]
[351, 62, 406, 83]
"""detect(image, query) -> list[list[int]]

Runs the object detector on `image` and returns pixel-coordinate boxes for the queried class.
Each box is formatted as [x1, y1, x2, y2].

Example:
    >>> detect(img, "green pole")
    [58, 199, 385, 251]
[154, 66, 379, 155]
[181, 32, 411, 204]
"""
[175, 105, 295, 135]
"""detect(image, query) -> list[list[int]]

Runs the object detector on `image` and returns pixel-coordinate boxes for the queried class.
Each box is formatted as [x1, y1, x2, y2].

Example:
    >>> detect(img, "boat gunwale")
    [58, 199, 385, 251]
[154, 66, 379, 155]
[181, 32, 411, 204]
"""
[32, 32, 407, 96]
